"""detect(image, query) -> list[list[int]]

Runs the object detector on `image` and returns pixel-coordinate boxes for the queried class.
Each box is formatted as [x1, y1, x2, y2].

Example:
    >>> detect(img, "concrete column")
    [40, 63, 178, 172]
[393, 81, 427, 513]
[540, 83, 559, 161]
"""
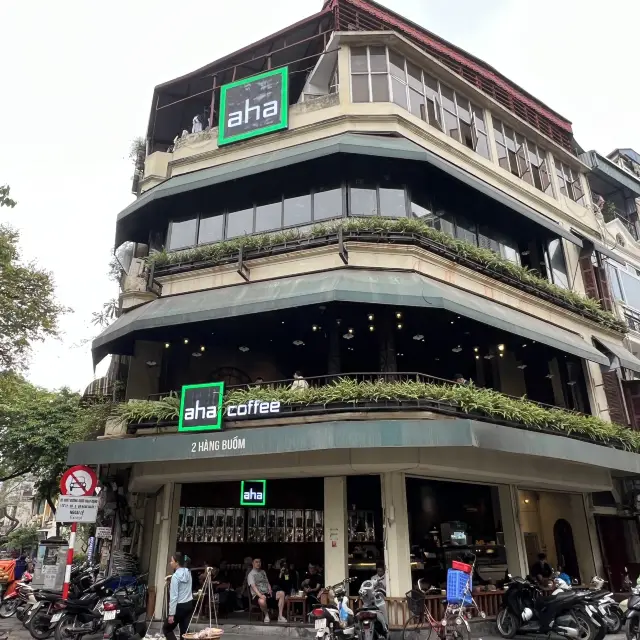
[324, 477, 348, 587]
[381, 472, 411, 597]
[152, 482, 179, 620]
[498, 485, 528, 578]
[126, 340, 164, 401]
[337, 46, 351, 106]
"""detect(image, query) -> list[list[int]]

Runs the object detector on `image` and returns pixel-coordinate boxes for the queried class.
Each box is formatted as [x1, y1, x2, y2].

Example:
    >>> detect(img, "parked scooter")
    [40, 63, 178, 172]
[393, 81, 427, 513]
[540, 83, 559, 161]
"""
[624, 584, 640, 640]
[100, 580, 149, 640]
[496, 575, 605, 640]
[309, 578, 357, 640]
[0, 572, 34, 618]
[355, 578, 388, 640]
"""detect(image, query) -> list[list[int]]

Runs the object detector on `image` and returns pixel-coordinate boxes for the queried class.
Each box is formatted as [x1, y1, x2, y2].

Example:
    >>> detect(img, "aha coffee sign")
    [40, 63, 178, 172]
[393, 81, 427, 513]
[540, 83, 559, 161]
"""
[218, 67, 288, 146]
[179, 382, 225, 432]
[240, 480, 267, 506]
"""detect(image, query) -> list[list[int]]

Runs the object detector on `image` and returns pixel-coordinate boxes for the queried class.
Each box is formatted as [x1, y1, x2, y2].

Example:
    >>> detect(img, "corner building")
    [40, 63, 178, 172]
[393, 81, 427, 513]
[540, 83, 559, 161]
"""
[72, 0, 640, 621]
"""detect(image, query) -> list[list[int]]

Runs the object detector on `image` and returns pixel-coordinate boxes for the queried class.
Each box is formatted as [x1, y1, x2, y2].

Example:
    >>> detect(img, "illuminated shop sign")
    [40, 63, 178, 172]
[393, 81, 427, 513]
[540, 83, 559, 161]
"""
[218, 67, 289, 146]
[179, 382, 225, 432]
[240, 479, 267, 506]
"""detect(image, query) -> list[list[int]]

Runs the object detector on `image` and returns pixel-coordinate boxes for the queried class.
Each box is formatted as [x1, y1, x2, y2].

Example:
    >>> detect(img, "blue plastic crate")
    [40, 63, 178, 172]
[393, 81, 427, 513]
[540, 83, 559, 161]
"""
[446, 569, 472, 605]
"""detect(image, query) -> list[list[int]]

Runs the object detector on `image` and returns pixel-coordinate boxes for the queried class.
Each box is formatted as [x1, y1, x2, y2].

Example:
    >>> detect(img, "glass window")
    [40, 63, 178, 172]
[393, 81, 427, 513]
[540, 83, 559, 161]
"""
[352, 74, 370, 102]
[440, 85, 456, 113]
[369, 46, 387, 72]
[409, 88, 425, 120]
[226, 208, 254, 238]
[407, 61, 422, 91]
[371, 74, 389, 102]
[379, 188, 406, 218]
[410, 191, 435, 223]
[607, 264, 624, 302]
[454, 215, 477, 245]
[443, 109, 459, 141]
[434, 212, 455, 236]
[255, 200, 283, 233]
[350, 185, 378, 216]
[198, 214, 224, 245]
[284, 194, 312, 227]
[389, 51, 406, 80]
[620, 271, 640, 310]
[167, 218, 197, 250]
[391, 77, 408, 109]
[313, 187, 342, 221]
[350, 47, 368, 73]
[547, 239, 569, 289]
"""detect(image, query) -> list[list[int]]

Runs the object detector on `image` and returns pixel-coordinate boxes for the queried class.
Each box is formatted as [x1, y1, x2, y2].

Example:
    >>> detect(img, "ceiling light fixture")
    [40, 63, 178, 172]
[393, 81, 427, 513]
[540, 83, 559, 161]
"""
[369, 325, 375, 332]
[484, 354, 494, 360]
[497, 344, 505, 352]
[545, 373, 554, 379]
[239, 346, 250, 352]
[368, 313, 375, 321]
[348, 328, 354, 334]
[200, 345, 205, 352]
[522, 343, 527, 348]
[499, 353, 504, 358]
[312, 325, 318, 331]
[164, 343, 170, 349]
[145, 360, 157, 367]
[473, 347, 478, 353]
[413, 334, 424, 341]
[293, 340, 305, 346]
[452, 346, 462, 353]
[183, 338, 189, 345]
[343, 333, 354, 340]
[450, 321, 454, 325]
[475, 355, 479, 360]
[397, 323, 403, 330]
[517, 364, 527, 370]
[191, 352, 202, 358]
[396, 312, 403, 320]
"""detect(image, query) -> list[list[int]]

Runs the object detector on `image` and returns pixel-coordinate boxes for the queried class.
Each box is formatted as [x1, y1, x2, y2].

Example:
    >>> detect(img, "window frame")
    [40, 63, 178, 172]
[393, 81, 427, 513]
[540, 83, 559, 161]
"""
[555, 159, 586, 206]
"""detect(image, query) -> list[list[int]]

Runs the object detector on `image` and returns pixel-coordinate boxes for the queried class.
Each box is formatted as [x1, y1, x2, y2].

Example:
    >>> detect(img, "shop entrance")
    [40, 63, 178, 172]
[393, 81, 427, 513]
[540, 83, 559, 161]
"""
[405, 477, 508, 589]
[517, 489, 595, 584]
[177, 477, 324, 615]
[596, 515, 640, 591]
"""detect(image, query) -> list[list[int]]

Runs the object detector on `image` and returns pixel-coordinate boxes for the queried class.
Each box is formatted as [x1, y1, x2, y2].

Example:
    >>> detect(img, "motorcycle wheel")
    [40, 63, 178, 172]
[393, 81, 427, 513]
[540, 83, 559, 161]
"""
[605, 612, 622, 635]
[626, 616, 640, 640]
[54, 614, 79, 640]
[403, 615, 433, 640]
[444, 617, 470, 640]
[495, 609, 518, 639]
[28, 610, 53, 640]
[575, 611, 602, 640]
[0, 598, 18, 618]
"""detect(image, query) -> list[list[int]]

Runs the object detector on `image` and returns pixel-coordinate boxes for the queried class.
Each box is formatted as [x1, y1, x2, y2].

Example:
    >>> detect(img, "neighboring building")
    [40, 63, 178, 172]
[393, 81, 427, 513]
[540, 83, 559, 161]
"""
[71, 0, 640, 612]
[0, 480, 54, 541]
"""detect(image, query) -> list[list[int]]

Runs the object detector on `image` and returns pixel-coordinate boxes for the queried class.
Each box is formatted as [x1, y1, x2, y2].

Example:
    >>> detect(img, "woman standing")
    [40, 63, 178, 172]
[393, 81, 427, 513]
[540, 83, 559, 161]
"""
[164, 552, 194, 640]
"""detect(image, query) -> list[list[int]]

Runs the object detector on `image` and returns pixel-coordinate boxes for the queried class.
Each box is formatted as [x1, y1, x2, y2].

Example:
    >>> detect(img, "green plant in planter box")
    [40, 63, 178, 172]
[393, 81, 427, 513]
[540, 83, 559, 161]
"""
[117, 379, 640, 452]
[147, 218, 626, 333]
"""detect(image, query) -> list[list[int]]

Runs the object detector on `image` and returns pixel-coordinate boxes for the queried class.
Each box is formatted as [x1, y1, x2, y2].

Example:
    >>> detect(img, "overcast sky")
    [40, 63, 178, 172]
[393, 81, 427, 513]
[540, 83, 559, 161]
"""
[0, 0, 637, 392]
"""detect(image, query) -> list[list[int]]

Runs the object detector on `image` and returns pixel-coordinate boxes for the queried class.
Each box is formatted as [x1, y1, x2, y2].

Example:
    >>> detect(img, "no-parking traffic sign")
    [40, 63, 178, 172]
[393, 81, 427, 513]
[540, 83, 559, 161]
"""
[60, 465, 97, 497]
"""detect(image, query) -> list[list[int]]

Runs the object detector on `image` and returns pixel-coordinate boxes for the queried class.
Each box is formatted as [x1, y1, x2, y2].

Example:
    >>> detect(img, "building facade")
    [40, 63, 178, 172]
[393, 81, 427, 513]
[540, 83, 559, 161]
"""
[71, 0, 640, 618]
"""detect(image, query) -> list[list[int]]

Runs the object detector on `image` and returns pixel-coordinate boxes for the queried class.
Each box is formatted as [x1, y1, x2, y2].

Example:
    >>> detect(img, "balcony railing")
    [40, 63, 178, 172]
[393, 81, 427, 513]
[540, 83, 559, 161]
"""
[624, 308, 640, 333]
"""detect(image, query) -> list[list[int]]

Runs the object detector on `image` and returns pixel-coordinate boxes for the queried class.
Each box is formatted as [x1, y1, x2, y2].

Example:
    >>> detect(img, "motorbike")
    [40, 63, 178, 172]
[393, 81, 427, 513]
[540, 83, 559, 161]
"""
[100, 579, 149, 640]
[496, 576, 605, 640]
[355, 578, 388, 640]
[309, 577, 357, 640]
[0, 572, 34, 618]
[625, 584, 640, 640]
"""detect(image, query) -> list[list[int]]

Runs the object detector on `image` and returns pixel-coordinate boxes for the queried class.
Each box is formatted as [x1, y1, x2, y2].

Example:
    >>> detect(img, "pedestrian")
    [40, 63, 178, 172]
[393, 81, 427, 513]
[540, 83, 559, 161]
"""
[291, 371, 309, 391]
[163, 552, 194, 640]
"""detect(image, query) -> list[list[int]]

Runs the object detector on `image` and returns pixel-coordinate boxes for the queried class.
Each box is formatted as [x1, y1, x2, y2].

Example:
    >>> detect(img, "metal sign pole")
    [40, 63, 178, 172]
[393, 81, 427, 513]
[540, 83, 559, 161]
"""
[61, 523, 77, 599]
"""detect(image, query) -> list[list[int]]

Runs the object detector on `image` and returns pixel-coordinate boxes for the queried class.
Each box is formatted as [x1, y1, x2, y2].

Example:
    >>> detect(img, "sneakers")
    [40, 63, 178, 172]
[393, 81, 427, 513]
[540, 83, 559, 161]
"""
[278, 616, 287, 623]
[264, 614, 270, 623]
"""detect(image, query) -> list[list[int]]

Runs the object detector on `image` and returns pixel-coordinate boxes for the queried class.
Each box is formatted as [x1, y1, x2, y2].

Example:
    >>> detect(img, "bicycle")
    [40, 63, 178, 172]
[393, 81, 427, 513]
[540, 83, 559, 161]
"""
[403, 578, 446, 640]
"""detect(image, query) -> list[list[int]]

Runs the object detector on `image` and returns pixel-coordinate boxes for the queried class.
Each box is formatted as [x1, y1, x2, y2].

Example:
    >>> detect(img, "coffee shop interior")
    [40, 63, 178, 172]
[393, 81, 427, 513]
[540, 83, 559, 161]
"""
[133, 300, 592, 414]
[406, 477, 508, 590]
[175, 476, 384, 603]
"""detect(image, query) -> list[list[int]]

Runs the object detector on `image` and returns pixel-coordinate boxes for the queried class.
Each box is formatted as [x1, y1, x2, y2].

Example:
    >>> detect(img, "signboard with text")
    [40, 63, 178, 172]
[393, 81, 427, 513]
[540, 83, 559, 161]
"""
[179, 382, 225, 432]
[56, 496, 99, 523]
[218, 67, 288, 146]
[240, 480, 267, 506]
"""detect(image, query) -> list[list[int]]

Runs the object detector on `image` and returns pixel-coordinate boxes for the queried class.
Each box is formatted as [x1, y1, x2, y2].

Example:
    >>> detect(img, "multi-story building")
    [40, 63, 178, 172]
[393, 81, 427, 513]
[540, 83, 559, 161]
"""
[70, 0, 640, 615]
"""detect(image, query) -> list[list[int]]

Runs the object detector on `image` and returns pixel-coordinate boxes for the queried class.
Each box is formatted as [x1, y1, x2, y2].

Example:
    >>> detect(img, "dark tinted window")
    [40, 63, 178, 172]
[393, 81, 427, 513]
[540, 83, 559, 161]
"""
[284, 194, 312, 227]
[168, 218, 197, 250]
[198, 215, 224, 245]
[255, 201, 282, 233]
[314, 187, 342, 221]
[226, 208, 254, 238]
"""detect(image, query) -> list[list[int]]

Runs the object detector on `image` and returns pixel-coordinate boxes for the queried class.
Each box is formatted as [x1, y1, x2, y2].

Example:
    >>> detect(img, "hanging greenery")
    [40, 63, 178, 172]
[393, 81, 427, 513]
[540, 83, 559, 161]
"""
[146, 218, 626, 333]
[115, 379, 639, 452]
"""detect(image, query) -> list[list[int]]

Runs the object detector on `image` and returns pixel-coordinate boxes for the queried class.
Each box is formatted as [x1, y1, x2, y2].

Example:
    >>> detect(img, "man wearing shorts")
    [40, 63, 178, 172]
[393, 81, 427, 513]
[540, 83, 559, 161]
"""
[247, 558, 286, 623]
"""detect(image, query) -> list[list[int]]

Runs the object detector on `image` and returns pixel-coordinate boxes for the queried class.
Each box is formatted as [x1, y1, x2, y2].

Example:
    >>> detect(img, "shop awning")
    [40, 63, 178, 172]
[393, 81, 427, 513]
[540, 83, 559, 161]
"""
[67, 417, 640, 475]
[593, 337, 640, 375]
[570, 228, 625, 264]
[116, 133, 581, 247]
[92, 269, 609, 366]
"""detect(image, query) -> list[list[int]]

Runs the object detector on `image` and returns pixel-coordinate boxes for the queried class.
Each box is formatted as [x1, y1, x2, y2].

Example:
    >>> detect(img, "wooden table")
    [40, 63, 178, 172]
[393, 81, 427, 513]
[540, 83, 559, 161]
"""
[286, 596, 307, 623]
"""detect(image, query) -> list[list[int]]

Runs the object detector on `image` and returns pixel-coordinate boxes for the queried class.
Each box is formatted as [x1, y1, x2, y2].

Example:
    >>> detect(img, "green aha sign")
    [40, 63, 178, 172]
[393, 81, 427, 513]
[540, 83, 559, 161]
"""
[179, 382, 225, 432]
[218, 67, 288, 146]
[240, 479, 267, 506]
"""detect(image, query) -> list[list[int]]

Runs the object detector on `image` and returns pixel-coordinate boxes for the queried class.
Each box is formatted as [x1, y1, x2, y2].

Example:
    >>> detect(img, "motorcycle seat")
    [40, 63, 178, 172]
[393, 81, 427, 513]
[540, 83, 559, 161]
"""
[538, 591, 579, 606]
[37, 592, 62, 602]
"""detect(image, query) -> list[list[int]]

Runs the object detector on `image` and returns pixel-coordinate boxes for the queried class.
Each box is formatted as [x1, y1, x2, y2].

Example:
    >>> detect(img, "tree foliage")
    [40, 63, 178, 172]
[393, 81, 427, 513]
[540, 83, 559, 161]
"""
[0, 185, 68, 371]
[0, 374, 111, 511]
[2, 524, 39, 552]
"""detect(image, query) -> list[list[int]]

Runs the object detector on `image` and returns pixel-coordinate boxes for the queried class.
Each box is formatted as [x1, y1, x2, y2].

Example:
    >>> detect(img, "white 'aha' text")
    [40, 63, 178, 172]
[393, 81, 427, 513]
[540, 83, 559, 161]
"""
[191, 436, 246, 454]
